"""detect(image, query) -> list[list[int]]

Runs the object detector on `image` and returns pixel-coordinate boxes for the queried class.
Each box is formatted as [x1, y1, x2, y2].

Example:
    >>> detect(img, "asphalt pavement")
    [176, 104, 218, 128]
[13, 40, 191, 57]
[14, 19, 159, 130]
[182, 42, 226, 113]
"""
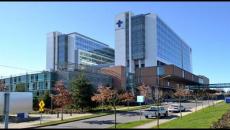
[41, 100, 215, 129]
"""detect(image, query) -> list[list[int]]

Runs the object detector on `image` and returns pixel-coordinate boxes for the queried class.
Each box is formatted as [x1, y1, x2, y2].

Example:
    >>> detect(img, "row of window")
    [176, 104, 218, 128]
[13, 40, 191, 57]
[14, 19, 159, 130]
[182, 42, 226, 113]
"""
[156, 17, 192, 72]
[80, 51, 114, 63]
[75, 36, 114, 59]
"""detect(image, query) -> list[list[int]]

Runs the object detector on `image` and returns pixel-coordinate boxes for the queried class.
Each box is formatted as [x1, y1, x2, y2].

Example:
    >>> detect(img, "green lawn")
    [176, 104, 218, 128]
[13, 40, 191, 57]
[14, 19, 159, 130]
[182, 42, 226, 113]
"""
[156, 101, 230, 128]
[109, 119, 155, 128]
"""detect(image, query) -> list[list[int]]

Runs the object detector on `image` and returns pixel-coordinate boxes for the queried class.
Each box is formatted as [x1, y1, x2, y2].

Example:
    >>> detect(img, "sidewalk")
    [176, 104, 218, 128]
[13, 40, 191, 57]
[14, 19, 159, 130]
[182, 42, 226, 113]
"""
[134, 100, 223, 129]
[0, 113, 92, 129]
[0, 105, 145, 129]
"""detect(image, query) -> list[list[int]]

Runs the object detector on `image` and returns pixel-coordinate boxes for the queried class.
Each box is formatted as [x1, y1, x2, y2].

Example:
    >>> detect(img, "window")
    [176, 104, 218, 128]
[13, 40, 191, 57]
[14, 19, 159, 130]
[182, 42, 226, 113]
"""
[141, 64, 145, 68]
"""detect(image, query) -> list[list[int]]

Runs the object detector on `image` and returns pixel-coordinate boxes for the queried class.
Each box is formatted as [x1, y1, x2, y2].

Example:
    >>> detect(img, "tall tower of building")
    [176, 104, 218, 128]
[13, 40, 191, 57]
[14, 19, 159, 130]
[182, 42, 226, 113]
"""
[115, 11, 192, 73]
[46, 31, 61, 71]
[115, 11, 193, 91]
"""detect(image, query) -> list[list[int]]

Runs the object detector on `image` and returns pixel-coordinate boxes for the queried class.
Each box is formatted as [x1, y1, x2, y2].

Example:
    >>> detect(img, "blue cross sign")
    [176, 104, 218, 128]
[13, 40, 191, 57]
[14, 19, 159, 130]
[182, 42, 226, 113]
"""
[116, 20, 123, 28]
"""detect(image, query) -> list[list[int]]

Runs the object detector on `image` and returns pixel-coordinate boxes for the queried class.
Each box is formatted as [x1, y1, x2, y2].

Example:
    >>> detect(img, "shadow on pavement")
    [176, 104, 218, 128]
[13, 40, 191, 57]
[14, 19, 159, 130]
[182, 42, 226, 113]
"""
[184, 109, 192, 112]
[83, 120, 115, 125]
[147, 114, 179, 120]
[161, 114, 179, 119]
[118, 111, 142, 117]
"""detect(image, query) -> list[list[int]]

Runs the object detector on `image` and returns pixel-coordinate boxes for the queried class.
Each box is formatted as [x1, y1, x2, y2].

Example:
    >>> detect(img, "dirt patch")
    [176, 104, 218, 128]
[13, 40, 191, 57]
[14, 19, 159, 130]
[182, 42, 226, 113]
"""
[211, 110, 230, 128]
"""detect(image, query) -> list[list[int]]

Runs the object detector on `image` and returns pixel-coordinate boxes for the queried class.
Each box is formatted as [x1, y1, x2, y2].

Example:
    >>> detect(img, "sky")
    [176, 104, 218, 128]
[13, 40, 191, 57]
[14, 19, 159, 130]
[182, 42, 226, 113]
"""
[0, 2, 230, 84]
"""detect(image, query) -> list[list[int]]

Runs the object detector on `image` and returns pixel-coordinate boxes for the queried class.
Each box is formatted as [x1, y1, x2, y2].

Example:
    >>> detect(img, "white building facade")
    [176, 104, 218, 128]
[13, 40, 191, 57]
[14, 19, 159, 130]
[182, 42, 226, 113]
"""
[115, 12, 192, 74]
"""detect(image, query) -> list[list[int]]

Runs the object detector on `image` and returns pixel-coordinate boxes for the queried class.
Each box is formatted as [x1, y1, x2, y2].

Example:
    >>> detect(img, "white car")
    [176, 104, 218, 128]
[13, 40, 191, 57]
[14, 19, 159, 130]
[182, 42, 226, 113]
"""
[144, 106, 168, 118]
[168, 104, 186, 112]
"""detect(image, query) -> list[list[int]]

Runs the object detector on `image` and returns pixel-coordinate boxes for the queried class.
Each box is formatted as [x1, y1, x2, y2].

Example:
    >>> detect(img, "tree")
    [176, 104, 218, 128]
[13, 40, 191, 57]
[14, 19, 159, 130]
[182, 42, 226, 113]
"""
[92, 86, 124, 128]
[70, 72, 95, 112]
[207, 89, 217, 107]
[91, 85, 111, 112]
[52, 81, 72, 121]
[15, 83, 26, 92]
[174, 85, 189, 118]
[107, 88, 122, 129]
[0, 81, 5, 91]
[119, 91, 135, 111]
[137, 84, 153, 104]
[33, 96, 39, 111]
[43, 91, 51, 109]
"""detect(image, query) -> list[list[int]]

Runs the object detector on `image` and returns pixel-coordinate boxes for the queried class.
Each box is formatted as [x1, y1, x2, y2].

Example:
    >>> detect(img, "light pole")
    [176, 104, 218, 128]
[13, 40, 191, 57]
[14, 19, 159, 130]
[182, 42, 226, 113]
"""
[3, 85, 10, 129]
[50, 93, 53, 114]
[156, 72, 172, 129]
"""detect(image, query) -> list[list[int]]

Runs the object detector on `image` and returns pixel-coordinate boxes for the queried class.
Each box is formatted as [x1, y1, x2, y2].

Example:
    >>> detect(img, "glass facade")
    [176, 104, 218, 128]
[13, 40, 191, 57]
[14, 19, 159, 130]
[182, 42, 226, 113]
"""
[1, 71, 55, 97]
[58, 35, 68, 69]
[73, 33, 114, 65]
[156, 16, 192, 72]
[131, 14, 145, 60]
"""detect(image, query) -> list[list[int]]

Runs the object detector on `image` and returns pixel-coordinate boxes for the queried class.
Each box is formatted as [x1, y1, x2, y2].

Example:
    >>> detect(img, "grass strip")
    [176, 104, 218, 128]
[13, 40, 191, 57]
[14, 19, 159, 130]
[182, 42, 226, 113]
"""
[109, 119, 155, 128]
[154, 101, 230, 128]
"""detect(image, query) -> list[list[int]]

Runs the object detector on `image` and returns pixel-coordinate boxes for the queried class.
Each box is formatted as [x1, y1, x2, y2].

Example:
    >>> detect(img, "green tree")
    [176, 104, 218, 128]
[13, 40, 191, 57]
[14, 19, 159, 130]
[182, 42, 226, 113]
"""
[43, 91, 51, 109]
[33, 96, 39, 111]
[15, 83, 26, 92]
[70, 72, 95, 112]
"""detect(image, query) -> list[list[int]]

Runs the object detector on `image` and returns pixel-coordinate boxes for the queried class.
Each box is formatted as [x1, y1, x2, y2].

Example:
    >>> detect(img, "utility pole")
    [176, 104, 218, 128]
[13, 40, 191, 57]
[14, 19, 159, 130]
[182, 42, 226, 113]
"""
[3, 86, 10, 129]
[157, 75, 160, 129]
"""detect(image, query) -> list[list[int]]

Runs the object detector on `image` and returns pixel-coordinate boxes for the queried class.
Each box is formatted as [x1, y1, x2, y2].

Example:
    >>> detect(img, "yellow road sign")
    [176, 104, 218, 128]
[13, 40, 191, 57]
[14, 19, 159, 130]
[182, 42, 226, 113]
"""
[39, 100, 45, 108]
[39, 108, 44, 112]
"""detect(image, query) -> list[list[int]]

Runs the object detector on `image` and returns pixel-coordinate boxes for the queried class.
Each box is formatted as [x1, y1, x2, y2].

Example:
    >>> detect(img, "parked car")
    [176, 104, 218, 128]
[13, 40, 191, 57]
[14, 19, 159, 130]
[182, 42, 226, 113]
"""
[144, 106, 168, 118]
[168, 104, 186, 112]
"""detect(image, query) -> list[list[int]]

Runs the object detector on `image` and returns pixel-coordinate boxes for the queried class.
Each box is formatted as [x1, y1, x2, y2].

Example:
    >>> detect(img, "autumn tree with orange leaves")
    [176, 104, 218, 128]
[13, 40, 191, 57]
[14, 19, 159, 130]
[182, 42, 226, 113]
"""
[52, 81, 72, 121]
[119, 91, 135, 111]
[91, 85, 112, 112]
[0, 80, 5, 91]
[91, 86, 126, 128]
[174, 85, 189, 118]
[137, 84, 153, 104]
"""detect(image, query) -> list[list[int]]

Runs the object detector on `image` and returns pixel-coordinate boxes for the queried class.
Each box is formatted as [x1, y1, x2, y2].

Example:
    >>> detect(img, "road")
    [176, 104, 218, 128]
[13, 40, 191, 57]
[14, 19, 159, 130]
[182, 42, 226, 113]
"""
[41, 100, 215, 129]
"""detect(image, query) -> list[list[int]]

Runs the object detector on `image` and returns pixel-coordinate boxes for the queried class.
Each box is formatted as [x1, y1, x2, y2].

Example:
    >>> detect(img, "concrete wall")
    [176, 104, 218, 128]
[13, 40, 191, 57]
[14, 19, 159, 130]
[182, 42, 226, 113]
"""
[115, 12, 127, 67]
[145, 13, 158, 67]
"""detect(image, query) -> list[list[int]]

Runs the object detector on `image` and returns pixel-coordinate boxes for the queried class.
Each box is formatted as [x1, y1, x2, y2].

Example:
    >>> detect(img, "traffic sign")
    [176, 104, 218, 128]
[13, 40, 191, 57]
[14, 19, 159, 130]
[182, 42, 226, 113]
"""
[137, 96, 144, 103]
[39, 108, 44, 112]
[39, 100, 45, 108]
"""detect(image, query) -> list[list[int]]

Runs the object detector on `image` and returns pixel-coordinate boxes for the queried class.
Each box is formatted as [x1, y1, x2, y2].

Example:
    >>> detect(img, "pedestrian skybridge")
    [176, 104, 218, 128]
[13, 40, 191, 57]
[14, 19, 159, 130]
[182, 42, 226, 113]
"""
[189, 83, 230, 89]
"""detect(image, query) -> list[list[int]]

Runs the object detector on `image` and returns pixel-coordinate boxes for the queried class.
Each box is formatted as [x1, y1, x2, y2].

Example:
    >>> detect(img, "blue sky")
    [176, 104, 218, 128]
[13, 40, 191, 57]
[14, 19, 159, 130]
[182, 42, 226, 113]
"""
[0, 2, 229, 84]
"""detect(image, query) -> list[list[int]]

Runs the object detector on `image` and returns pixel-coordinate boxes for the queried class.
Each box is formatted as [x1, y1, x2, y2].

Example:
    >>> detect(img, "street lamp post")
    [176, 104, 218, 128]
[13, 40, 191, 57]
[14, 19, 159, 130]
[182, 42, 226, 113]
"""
[50, 93, 53, 114]
[157, 75, 160, 129]
[156, 69, 172, 129]
[3, 86, 10, 129]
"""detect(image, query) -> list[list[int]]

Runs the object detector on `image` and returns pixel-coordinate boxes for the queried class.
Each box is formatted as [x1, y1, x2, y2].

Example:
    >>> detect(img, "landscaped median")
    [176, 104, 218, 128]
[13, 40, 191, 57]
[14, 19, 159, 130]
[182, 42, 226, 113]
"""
[30, 104, 151, 128]
[153, 101, 230, 128]
[109, 119, 155, 128]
